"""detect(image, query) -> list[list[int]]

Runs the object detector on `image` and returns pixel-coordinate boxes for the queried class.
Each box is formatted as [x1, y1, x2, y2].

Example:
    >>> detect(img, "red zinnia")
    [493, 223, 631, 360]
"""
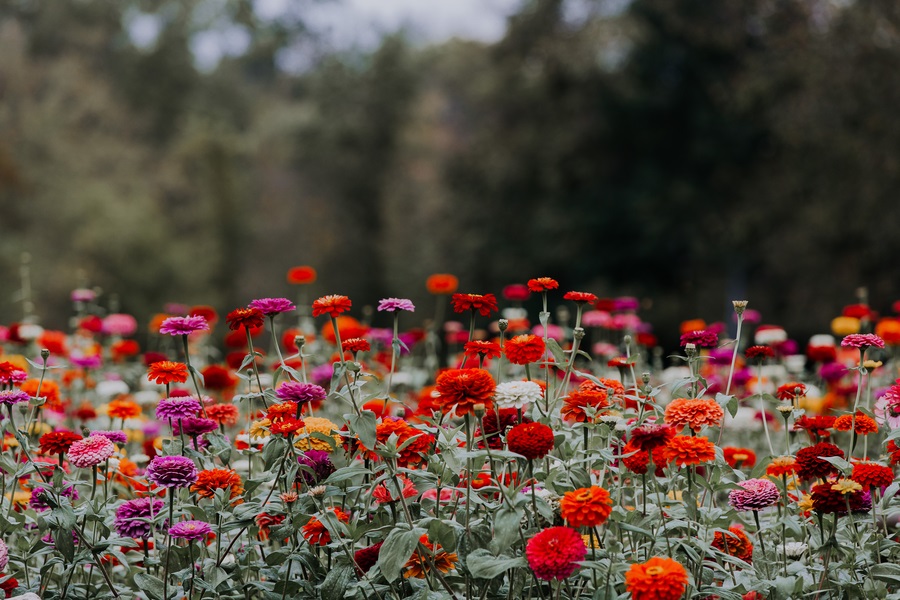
[342, 338, 370, 354]
[629, 424, 675, 452]
[464, 340, 502, 361]
[302, 508, 350, 545]
[527, 278, 559, 293]
[561, 389, 609, 423]
[851, 462, 894, 489]
[504, 334, 545, 365]
[776, 382, 807, 401]
[525, 526, 586, 580]
[312, 295, 352, 318]
[147, 361, 188, 385]
[723, 447, 757, 469]
[425, 274, 459, 295]
[434, 369, 495, 416]
[507, 422, 554, 460]
[287, 266, 317, 285]
[745, 345, 774, 360]
[795, 442, 844, 480]
[226, 307, 265, 331]
[39, 431, 83, 455]
[563, 291, 598, 304]
[793, 415, 836, 441]
[711, 526, 753, 562]
[451, 293, 499, 317]
[206, 404, 239, 427]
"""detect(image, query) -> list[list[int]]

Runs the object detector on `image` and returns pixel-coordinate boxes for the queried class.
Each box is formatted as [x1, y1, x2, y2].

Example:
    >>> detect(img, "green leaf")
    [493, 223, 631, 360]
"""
[545, 338, 567, 366]
[490, 507, 522, 553]
[134, 572, 166, 600]
[466, 549, 526, 579]
[261, 436, 287, 470]
[325, 464, 371, 485]
[54, 528, 75, 563]
[320, 565, 354, 600]
[377, 527, 426, 582]
[348, 410, 378, 450]
[819, 455, 852, 476]
[870, 563, 900, 586]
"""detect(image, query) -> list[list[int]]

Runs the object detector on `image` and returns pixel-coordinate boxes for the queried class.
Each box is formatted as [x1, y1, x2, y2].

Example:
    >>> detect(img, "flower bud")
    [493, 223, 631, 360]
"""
[498, 319, 508, 332]
[473, 403, 486, 417]
[40, 348, 50, 360]
[732, 300, 748, 315]
[573, 327, 585, 340]
[294, 336, 306, 350]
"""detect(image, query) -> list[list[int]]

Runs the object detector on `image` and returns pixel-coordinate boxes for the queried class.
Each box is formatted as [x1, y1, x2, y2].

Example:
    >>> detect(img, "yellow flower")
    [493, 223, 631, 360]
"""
[832, 479, 863, 495]
[6, 490, 30, 508]
[831, 316, 860, 336]
[798, 396, 824, 414]
[249, 419, 272, 439]
[294, 417, 341, 452]
[27, 422, 51, 436]
[863, 360, 883, 370]
[797, 493, 814, 512]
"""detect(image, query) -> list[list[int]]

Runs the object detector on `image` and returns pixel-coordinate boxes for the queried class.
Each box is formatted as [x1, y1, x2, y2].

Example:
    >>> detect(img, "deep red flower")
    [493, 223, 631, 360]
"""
[226, 307, 265, 332]
[563, 291, 597, 304]
[629, 424, 675, 452]
[451, 293, 499, 317]
[202, 365, 237, 390]
[354, 542, 384, 574]
[795, 442, 844, 480]
[507, 422, 554, 460]
[342, 338, 371, 354]
[745, 345, 774, 360]
[776, 382, 807, 401]
[39, 431, 83, 455]
[464, 341, 502, 360]
[810, 480, 869, 514]
[502, 284, 531, 302]
[312, 295, 352, 318]
[792, 415, 836, 441]
[527, 278, 559, 293]
[480, 408, 530, 449]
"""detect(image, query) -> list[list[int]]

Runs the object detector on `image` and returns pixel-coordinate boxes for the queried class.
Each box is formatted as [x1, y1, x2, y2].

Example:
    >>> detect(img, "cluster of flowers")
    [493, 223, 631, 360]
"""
[1, 272, 900, 599]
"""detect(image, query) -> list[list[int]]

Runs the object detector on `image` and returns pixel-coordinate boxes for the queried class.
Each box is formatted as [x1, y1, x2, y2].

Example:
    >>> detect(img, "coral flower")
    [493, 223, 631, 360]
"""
[563, 291, 598, 304]
[766, 456, 798, 478]
[507, 422, 555, 460]
[525, 527, 587, 580]
[434, 368, 495, 416]
[560, 486, 613, 528]
[464, 340, 502, 361]
[728, 478, 780, 511]
[527, 277, 559, 293]
[723, 447, 757, 468]
[226, 307, 265, 331]
[342, 338, 370, 354]
[625, 557, 688, 600]
[191, 469, 244, 501]
[312, 295, 352, 318]
[561, 389, 609, 423]
[664, 436, 716, 467]
[206, 404, 239, 426]
[271, 418, 306, 436]
[147, 361, 189, 385]
[451, 293, 499, 316]
[776, 382, 807, 401]
[108, 398, 142, 420]
[851, 462, 894, 489]
[39, 431, 82, 456]
[712, 526, 753, 562]
[425, 274, 459, 294]
[663, 398, 724, 432]
[404, 535, 458, 579]
[287, 266, 317, 285]
[372, 475, 418, 504]
[364, 418, 434, 467]
[67, 435, 115, 468]
[833, 412, 878, 435]
[504, 334, 546, 365]
[159, 316, 209, 336]
[795, 442, 844, 480]
[302, 508, 349, 546]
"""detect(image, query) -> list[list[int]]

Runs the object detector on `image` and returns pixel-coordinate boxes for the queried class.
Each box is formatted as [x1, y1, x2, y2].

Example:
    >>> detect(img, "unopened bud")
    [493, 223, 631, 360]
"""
[40, 348, 50, 360]
[641, 372, 650, 385]
[684, 343, 697, 357]
[498, 319, 508, 332]
[732, 300, 748, 315]
[623, 334, 632, 346]
[573, 327, 585, 340]
[294, 336, 306, 350]
[473, 403, 486, 417]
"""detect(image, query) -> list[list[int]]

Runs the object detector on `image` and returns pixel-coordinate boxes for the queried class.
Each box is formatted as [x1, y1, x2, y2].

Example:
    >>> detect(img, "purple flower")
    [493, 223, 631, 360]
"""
[102, 314, 138, 336]
[30, 484, 78, 511]
[91, 430, 128, 445]
[310, 364, 334, 387]
[173, 417, 218, 437]
[146, 455, 198, 488]
[680, 329, 719, 348]
[156, 398, 202, 421]
[169, 520, 211, 541]
[0, 390, 30, 406]
[297, 450, 335, 485]
[728, 478, 780, 511]
[276, 382, 326, 405]
[115, 497, 165, 538]
[614, 296, 640, 312]
[841, 334, 885, 350]
[249, 298, 296, 316]
[159, 316, 209, 336]
[70, 354, 103, 369]
[377, 298, 415, 313]
[820, 362, 847, 382]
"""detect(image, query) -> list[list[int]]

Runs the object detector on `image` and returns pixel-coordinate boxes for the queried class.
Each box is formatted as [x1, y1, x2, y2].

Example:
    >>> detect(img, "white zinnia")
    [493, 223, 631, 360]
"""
[784, 542, 808, 558]
[493, 381, 543, 409]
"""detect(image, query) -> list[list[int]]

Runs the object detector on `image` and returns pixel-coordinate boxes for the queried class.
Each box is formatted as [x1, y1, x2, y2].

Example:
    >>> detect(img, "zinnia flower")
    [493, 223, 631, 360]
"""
[296, 450, 336, 485]
[354, 542, 383, 574]
[625, 557, 688, 600]
[169, 520, 212, 541]
[173, 417, 218, 437]
[276, 382, 327, 406]
[115, 497, 164, 539]
[792, 415, 836, 441]
[434, 368, 495, 416]
[67, 435, 115, 468]
[91, 430, 128, 445]
[377, 298, 415, 312]
[226, 307, 265, 331]
[560, 486, 613, 527]
[493, 380, 543, 410]
[295, 417, 342, 452]
[146, 455, 198, 488]
[404, 535, 458, 579]
[147, 361, 189, 385]
[191, 469, 244, 501]
[776, 382, 807, 401]
[664, 398, 724, 432]
[766, 456, 798, 478]
[664, 436, 716, 467]
[287, 266, 317, 285]
[527, 278, 559, 293]
[745, 345, 774, 360]
[851, 462, 894, 489]
[425, 274, 458, 294]
[795, 442, 844, 480]
[249, 297, 296, 316]
[206, 404, 239, 426]
[156, 397, 202, 421]
[525, 527, 587, 580]
[833, 412, 878, 435]
[723, 447, 757, 468]
[159, 316, 209, 336]
[841, 333, 885, 350]
[0, 540, 7, 572]
[342, 338, 370, 354]
[302, 508, 349, 545]
[108, 398, 142, 419]
[312, 295, 352, 318]
[810, 479, 870, 515]
[507, 422, 554, 460]
[372, 475, 418, 504]
[504, 334, 545, 365]
[0, 390, 29, 405]
[711, 526, 753, 562]
[561, 389, 609, 423]
[450, 293, 498, 317]
[464, 340, 502, 361]
[563, 291, 598, 304]
[39, 431, 83, 456]
[728, 478, 780, 511]
[680, 329, 718, 348]
[480, 408, 530, 449]
[630, 424, 676, 451]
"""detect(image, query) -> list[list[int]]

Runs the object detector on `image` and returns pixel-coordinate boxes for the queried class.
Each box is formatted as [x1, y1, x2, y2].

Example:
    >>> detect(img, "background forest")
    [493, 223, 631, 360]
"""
[1, 0, 899, 348]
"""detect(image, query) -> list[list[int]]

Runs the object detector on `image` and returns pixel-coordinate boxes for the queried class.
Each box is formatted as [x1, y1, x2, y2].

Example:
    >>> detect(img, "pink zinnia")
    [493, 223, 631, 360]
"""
[526, 526, 587, 580]
[169, 520, 211, 541]
[728, 478, 780, 511]
[841, 333, 885, 350]
[377, 298, 416, 312]
[680, 329, 719, 348]
[249, 297, 296, 316]
[67, 435, 115, 468]
[102, 314, 138, 336]
[159, 316, 209, 336]
[0, 539, 7, 571]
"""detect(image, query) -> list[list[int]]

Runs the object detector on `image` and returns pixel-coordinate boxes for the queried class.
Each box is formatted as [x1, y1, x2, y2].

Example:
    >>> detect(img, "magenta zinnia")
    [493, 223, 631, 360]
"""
[249, 297, 296, 316]
[169, 520, 212, 541]
[377, 298, 416, 312]
[159, 316, 209, 336]
[146, 455, 198, 488]
[526, 526, 587, 580]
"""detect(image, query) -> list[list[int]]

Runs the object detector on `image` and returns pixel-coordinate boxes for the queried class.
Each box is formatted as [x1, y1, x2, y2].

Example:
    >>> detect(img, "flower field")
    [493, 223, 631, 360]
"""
[1, 272, 900, 599]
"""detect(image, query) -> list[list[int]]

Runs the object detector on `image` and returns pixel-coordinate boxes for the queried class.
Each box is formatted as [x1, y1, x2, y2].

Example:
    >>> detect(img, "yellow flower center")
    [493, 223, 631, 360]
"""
[646, 566, 665, 576]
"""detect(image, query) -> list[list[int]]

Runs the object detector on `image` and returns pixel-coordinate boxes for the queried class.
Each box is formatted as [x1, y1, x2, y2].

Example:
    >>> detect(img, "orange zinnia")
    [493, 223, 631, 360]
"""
[20, 379, 62, 410]
[191, 468, 244, 502]
[766, 455, 798, 478]
[302, 508, 350, 546]
[425, 274, 459, 295]
[108, 398, 142, 419]
[664, 436, 716, 467]
[625, 557, 688, 600]
[663, 398, 723, 432]
[711, 526, 753, 562]
[147, 361, 189, 385]
[504, 334, 546, 365]
[833, 412, 878, 435]
[434, 368, 495, 416]
[312, 295, 352, 318]
[404, 535, 458, 578]
[561, 389, 609, 423]
[560, 486, 613, 528]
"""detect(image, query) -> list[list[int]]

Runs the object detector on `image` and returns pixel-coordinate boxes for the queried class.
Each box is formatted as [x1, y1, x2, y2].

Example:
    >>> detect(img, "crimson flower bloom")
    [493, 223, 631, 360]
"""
[451, 293, 499, 316]
[563, 291, 598, 304]
[226, 307, 265, 331]
[527, 277, 559, 293]
[312, 295, 352, 318]
[464, 340, 502, 360]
